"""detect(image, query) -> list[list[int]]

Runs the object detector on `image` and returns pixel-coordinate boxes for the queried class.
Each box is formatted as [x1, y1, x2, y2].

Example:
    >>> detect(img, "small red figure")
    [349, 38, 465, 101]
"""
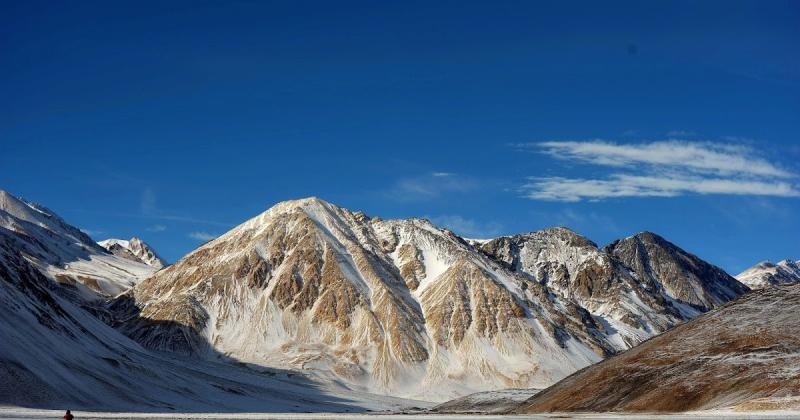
[63, 410, 74, 420]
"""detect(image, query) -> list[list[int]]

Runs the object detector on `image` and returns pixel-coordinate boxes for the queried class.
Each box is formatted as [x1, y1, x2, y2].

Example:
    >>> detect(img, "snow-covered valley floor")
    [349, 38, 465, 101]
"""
[3, 408, 800, 420]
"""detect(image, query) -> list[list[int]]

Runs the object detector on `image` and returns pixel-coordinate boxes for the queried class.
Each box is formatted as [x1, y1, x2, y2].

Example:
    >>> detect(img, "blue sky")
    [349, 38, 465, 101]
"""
[2, 1, 798, 273]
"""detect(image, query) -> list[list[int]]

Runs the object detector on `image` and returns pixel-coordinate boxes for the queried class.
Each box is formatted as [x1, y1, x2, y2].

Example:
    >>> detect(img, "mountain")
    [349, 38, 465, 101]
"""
[737, 259, 800, 289]
[479, 230, 748, 350]
[99, 237, 167, 269]
[110, 197, 747, 401]
[0, 229, 422, 412]
[514, 283, 800, 413]
[0, 190, 155, 298]
[0, 191, 422, 412]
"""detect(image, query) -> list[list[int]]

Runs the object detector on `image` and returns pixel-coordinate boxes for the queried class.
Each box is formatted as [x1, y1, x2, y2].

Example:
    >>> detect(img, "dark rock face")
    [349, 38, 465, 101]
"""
[104, 243, 143, 263]
[604, 232, 749, 311]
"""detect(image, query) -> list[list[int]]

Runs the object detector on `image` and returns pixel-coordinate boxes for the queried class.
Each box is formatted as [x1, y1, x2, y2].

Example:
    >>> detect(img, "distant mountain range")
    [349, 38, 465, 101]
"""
[737, 259, 800, 289]
[0, 188, 794, 411]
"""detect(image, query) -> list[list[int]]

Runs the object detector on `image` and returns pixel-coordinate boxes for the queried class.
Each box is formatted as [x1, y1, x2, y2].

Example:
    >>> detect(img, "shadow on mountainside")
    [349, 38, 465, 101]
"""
[0, 248, 378, 413]
[96, 294, 374, 413]
[0, 217, 97, 265]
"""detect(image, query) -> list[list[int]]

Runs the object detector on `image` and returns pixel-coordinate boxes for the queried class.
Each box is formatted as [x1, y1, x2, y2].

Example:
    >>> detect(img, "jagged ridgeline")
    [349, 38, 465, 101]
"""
[109, 197, 748, 401]
[99, 237, 167, 269]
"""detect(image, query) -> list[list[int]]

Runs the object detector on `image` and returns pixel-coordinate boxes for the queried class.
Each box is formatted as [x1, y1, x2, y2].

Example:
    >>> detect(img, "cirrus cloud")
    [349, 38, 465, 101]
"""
[146, 224, 167, 232]
[517, 140, 799, 202]
[387, 172, 479, 201]
[523, 174, 800, 202]
[188, 231, 217, 241]
[429, 214, 503, 238]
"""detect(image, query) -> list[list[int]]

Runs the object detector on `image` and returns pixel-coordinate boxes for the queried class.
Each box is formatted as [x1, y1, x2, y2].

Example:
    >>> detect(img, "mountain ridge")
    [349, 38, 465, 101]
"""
[110, 196, 749, 401]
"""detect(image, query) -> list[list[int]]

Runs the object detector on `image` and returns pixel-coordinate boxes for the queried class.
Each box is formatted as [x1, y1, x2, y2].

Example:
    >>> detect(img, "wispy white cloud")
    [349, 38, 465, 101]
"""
[712, 197, 796, 230]
[80, 228, 105, 237]
[389, 172, 478, 200]
[188, 231, 217, 241]
[523, 175, 800, 202]
[518, 140, 799, 202]
[141, 187, 157, 215]
[665, 130, 696, 138]
[138, 188, 230, 227]
[430, 215, 503, 239]
[146, 224, 167, 232]
[528, 140, 793, 178]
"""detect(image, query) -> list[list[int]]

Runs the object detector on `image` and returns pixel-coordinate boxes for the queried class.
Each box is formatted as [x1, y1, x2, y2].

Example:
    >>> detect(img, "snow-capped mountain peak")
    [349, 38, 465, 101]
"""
[737, 258, 800, 289]
[99, 236, 166, 269]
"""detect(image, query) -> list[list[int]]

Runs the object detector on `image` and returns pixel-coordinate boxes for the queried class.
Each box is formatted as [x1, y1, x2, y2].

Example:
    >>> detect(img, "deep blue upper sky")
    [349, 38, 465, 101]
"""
[2, 1, 798, 273]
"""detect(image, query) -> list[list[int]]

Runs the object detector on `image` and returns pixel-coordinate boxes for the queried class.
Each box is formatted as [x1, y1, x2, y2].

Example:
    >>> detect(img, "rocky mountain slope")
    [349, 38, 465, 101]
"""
[112, 197, 748, 401]
[0, 191, 423, 412]
[737, 259, 800, 289]
[514, 283, 800, 413]
[99, 237, 167, 269]
[0, 190, 156, 298]
[479, 230, 748, 350]
[604, 232, 748, 310]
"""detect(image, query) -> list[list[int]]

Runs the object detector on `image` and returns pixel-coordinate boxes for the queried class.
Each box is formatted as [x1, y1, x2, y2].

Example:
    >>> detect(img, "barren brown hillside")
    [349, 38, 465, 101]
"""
[516, 283, 800, 413]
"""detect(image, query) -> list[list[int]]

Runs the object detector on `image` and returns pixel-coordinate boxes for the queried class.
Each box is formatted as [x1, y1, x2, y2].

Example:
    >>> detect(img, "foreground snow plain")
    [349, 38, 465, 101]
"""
[3, 408, 800, 420]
